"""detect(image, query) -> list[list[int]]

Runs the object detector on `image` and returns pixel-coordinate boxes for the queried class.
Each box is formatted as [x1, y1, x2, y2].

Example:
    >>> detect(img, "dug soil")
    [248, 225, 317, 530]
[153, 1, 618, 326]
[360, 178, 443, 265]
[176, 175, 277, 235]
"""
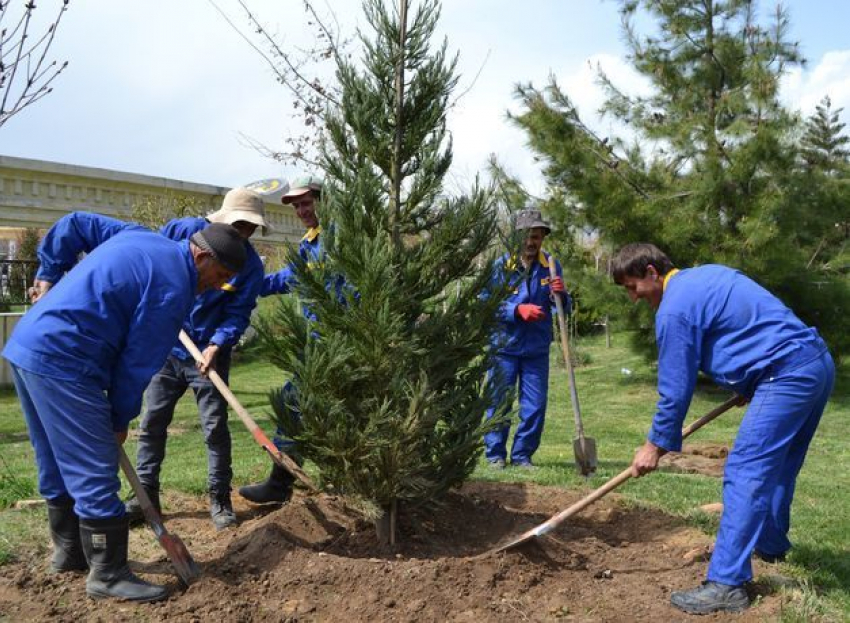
[0, 481, 783, 622]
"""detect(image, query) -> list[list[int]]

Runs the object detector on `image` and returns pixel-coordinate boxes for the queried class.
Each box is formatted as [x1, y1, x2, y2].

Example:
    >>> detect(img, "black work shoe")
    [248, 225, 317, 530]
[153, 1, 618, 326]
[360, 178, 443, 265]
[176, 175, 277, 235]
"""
[754, 549, 787, 564]
[670, 581, 749, 614]
[487, 458, 506, 470]
[238, 464, 294, 505]
[124, 486, 160, 527]
[210, 492, 237, 530]
[511, 460, 536, 470]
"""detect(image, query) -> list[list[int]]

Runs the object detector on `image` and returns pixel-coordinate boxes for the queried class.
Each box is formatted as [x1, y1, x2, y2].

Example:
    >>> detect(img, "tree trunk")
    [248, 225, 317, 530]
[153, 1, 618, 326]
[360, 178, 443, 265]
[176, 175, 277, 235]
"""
[374, 499, 398, 546]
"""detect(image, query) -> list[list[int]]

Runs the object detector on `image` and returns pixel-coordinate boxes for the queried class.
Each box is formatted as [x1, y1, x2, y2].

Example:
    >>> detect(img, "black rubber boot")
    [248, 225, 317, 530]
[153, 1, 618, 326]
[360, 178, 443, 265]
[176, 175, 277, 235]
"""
[46, 497, 87, 573]
[238, 464, 294, 505]
[124, 485, 161, 527]
[670, 581, 749, 614]
[80, 516, 169, 603]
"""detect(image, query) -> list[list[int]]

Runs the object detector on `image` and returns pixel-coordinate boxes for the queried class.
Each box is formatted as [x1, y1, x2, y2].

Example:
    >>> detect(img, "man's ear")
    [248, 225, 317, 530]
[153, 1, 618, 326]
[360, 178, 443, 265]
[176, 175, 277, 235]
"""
[646, 264, 658, 280]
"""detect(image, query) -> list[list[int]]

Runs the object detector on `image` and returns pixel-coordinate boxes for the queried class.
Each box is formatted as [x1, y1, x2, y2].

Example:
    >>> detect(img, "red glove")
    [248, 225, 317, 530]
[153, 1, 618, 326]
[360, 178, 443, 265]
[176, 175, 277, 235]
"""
[550, 276, 565, 294]
[516, 304, 546, 322]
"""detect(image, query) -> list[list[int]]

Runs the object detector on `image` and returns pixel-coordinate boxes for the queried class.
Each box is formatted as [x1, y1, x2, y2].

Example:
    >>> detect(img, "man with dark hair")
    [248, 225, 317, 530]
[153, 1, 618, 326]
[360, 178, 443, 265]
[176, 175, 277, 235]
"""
[612, 242, 835, 615]
[482, 208, 571, 469]
[5, 216, 244, 603]
[125, 187, 268, 530]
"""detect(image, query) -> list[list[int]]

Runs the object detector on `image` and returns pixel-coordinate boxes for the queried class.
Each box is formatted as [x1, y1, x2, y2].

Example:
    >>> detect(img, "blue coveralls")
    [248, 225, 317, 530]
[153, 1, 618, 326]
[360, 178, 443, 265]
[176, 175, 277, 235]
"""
[652, 265, 834, 586]
[2, 223, 197, 519]
[135, 217, 264, 496]
[484, 250, 570, 465]
[260, 226, 326, 454]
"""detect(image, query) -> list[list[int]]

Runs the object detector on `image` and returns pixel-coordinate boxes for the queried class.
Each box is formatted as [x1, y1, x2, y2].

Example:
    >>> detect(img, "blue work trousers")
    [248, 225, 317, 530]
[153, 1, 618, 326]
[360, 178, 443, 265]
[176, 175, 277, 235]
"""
[10, 364, 124, 519]
[272, 380, 301, 459]
[135, 350, 233, 495]
[484, 353, 550, 465]
[707, 349, 835, 586]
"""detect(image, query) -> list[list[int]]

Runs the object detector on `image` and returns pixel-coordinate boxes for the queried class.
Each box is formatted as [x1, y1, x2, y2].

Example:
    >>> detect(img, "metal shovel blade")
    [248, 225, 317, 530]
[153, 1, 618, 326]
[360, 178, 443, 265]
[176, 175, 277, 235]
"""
[573, 436, 598, 476]
[159, 533, 202, 587]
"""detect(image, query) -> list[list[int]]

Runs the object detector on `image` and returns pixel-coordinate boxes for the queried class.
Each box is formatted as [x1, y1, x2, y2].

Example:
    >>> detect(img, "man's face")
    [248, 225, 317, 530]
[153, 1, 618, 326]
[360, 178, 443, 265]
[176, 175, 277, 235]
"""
[290, 193, 319, 229]
[619, 265, 664, 310]
[196, 255, 237, 293]
[232, 221, 258, 240]
[522, 227, 546, 258]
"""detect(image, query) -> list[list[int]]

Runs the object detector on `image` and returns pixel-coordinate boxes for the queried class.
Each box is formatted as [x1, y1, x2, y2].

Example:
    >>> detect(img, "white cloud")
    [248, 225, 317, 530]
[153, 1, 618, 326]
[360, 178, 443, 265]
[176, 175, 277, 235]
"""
[782, 51, 850, 122]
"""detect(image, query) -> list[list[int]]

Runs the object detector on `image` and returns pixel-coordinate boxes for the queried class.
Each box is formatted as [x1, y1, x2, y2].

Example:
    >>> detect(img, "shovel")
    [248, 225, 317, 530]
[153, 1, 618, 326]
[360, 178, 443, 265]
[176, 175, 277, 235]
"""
[486, 394, 740, 555]
[117, 446, 202, 586]
[548, 262, 597, 477]
[178, 331, 318, 493]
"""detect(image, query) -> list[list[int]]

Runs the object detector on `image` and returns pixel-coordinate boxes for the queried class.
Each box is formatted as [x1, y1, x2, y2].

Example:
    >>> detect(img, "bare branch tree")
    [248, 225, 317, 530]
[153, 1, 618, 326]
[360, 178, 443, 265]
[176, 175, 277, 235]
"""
[0, 0, 70, 129]
[207, 0, 348, 167]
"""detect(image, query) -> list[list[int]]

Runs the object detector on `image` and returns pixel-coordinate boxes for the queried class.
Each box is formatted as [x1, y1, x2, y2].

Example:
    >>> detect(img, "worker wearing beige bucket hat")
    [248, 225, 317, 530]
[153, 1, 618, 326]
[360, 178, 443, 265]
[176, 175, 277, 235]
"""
[207, 187, 272, 236]
[125, 187, 267, 531]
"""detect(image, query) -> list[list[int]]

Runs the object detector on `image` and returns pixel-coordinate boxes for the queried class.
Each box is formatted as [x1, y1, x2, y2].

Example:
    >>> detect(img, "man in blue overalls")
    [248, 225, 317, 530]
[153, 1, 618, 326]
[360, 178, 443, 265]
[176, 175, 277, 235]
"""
[238, 175, 326, 504]
[484, 209, 570, 469]
[4, 218, 245, 602]
[125, 187, 267, 530]
[612, 243, 835, 615]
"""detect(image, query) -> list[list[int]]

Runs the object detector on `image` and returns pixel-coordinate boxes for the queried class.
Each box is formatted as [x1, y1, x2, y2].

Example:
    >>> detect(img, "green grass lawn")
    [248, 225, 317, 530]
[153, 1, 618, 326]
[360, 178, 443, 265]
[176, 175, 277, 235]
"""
[0, 333, 847, 619]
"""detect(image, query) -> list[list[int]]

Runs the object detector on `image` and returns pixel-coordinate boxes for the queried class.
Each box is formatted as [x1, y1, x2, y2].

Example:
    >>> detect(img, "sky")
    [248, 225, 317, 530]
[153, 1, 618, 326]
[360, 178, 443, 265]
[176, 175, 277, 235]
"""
[1, 0, 849, 195]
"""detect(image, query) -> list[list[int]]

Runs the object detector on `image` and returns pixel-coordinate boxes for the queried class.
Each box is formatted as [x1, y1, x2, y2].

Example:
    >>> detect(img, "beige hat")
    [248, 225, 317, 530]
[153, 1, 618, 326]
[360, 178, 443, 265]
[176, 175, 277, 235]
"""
[208, 187, 272, 235]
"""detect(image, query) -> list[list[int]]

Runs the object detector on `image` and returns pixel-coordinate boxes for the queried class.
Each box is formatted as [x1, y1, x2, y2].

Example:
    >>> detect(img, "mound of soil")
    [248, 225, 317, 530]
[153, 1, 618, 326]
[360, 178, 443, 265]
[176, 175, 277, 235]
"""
[0, 481, 782, 622]
[659, 443, 729, 477]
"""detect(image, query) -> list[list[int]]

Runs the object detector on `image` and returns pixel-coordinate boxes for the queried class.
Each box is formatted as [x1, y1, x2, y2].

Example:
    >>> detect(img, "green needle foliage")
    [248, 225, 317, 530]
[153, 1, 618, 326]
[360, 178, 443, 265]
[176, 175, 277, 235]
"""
[256, 0, 512, 542]
[512, 0, 850, 359]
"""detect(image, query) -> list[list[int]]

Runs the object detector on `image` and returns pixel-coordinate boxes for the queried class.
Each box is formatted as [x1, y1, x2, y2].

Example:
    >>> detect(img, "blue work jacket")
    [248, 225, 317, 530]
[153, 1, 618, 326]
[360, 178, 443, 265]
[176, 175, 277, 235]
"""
[3, 227, 197, 431]
[650, 264, 828, 452]
[161, 217, 263, 358]
[491, 250, 571, 358]
[261, 227, 324, 297]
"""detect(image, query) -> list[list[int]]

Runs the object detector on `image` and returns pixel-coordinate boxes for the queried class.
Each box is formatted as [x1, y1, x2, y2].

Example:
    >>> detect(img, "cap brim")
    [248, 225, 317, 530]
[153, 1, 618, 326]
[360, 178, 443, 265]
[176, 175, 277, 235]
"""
[281, 185, 320, 204]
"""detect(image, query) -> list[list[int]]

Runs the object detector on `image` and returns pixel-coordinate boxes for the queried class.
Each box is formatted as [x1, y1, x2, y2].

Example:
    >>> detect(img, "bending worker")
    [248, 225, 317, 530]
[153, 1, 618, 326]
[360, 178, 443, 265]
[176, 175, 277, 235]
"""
[612, 243, 834, 616]
[483, 208, 570, 469]
[4, 217, 245, 602]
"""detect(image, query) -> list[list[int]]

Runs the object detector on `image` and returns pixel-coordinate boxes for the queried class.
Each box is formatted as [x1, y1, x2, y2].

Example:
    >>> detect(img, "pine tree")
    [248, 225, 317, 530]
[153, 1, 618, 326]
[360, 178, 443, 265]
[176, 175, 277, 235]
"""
[801, 96, 850, 172]
[511, 0, 849, 358]
[256, 0, 511, 544]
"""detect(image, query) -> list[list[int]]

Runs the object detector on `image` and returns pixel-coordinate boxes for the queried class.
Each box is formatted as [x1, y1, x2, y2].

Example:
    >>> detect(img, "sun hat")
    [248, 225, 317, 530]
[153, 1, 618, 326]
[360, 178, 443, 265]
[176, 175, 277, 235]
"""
[207, 187, 271, 235]
[514, 208, 552, 234]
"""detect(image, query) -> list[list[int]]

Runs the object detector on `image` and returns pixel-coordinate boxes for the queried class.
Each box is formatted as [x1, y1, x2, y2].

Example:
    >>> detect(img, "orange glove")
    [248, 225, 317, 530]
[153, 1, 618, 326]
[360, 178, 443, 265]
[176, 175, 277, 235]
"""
[516, 304, 546, 322]
[550, 276, 565, 294]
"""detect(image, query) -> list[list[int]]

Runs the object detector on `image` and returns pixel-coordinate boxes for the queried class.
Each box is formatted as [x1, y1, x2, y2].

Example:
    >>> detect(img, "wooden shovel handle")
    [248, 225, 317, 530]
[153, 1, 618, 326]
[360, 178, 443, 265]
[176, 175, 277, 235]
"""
[547, 262, 585, 439]
[178, 331, 317, 492]
[538, 394, 741, 534]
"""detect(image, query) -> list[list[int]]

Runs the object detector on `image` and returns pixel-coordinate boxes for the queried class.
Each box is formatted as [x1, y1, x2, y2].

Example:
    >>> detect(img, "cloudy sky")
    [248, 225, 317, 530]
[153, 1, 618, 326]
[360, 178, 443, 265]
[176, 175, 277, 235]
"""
[1, 0, 848, 194]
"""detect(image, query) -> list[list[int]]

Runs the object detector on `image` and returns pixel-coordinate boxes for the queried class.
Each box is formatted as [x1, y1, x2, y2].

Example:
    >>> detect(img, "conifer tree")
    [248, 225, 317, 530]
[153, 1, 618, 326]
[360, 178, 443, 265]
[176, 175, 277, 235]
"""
[801, 96, 850, 172]
[511, 0, 848, 358]
[256, 0, 511, 544]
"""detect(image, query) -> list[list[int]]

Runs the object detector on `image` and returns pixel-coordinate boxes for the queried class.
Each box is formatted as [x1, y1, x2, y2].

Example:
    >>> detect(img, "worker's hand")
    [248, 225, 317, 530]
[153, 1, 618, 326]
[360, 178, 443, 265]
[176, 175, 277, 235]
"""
[630, 440, 665, 478]
[516, 304, 546, 322]
[115, 430, 128, 445]
[549, 276, 566, 295]
[28, 280, 52, 304]
[197, 344, 220, 377]
[733, 394, 750, 407]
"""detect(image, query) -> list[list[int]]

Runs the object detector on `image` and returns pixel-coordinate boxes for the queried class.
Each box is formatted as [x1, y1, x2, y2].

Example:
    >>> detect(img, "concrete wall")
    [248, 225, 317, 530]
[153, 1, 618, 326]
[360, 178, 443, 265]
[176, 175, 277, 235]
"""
[0, 155, 303, 245]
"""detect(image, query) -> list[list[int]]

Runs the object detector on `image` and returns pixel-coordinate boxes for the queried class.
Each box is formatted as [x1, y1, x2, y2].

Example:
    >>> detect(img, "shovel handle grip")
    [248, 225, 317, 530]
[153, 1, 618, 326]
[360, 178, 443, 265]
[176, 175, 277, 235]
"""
[178, 331, 318, 492]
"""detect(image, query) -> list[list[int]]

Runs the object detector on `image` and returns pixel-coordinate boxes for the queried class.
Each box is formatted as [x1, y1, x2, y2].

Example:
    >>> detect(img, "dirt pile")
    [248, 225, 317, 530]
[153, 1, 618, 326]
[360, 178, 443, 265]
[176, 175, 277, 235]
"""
[0, 481, 781, 622]
[659, 443, 729, 477]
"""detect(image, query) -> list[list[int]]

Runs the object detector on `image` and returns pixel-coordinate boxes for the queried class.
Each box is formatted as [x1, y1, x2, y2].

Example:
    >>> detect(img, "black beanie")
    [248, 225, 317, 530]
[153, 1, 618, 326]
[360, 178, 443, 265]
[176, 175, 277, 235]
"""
[190, 223, 247, 273]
